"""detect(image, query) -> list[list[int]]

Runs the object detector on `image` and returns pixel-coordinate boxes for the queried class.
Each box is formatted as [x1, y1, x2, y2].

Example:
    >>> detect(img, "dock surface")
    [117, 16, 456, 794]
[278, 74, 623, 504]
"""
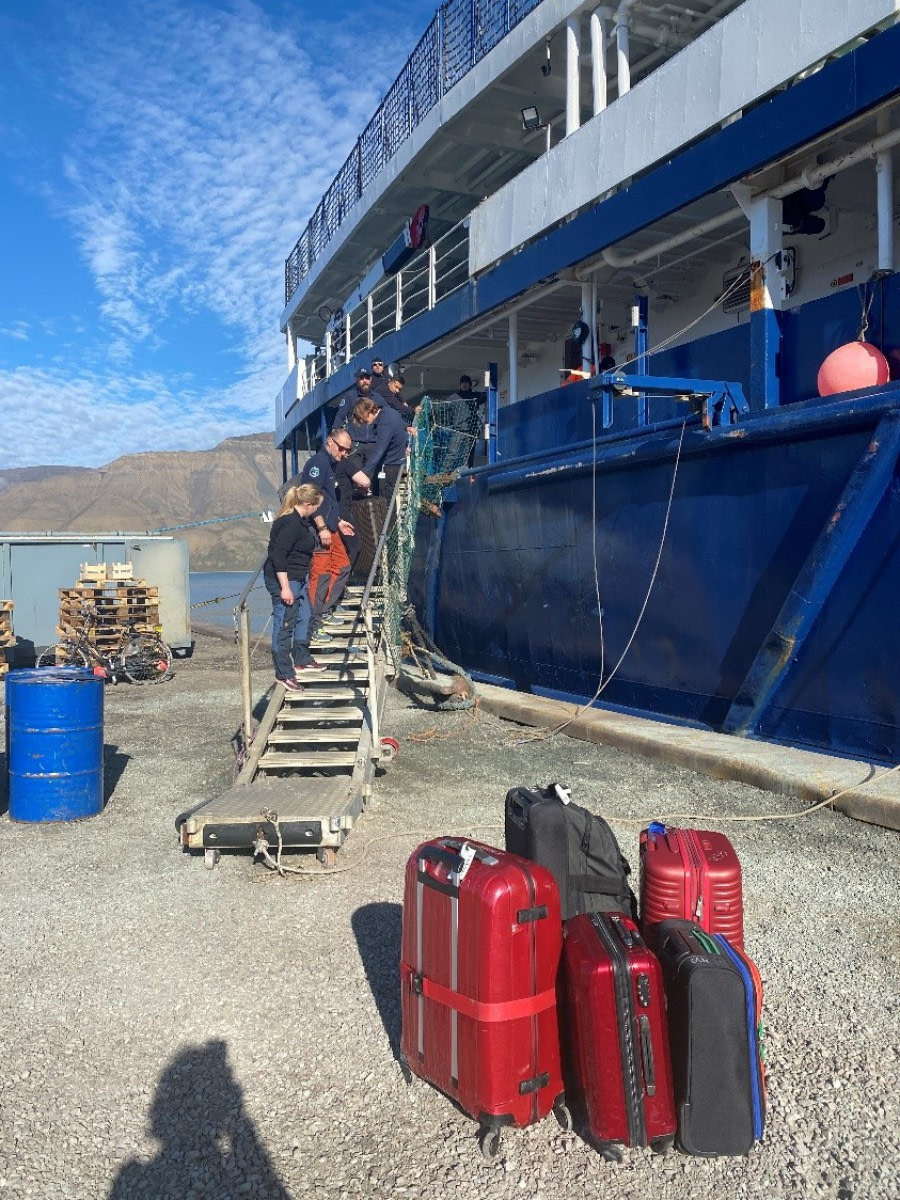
[1, 630, 898, 1199]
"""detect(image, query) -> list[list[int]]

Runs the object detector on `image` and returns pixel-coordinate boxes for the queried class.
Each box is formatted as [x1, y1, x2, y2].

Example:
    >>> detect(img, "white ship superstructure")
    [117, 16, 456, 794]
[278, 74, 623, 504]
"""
[277, 0, 899, 454]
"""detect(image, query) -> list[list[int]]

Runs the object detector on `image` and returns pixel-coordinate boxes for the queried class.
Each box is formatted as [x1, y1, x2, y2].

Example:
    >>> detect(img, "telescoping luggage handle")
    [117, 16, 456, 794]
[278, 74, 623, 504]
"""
[508, 782, 571, 821]
[646, 820, 680, 855]
[413, 839, 494, 1079]
[418, 839, 498, 887]
[412, 839, 555, 1089]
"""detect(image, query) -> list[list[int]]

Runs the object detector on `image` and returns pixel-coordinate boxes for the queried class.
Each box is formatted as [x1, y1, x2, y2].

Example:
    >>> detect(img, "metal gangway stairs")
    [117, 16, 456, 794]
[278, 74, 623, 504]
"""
[177, 479, 407, 871]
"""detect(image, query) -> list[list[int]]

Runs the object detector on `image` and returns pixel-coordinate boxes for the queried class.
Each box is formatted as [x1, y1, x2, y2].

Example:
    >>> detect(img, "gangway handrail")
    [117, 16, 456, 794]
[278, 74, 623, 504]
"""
[236, 553, 267, 754]
[234, 454, 411, 767]
[358, 463, 408, 622]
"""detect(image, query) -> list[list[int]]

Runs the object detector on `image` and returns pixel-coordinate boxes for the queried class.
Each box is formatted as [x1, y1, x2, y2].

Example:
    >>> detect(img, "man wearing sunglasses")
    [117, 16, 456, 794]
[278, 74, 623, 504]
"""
[301, 431, 358, 643]
[369, 358, 391, 399]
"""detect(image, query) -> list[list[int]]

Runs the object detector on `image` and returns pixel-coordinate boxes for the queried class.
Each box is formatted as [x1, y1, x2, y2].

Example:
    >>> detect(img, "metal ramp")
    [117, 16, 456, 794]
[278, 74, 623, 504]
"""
[178, 536, 398, 869]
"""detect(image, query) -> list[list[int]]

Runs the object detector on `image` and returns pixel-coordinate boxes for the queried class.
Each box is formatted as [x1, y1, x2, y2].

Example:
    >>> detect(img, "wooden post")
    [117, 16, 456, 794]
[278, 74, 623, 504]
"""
[239, 604, 252, 750]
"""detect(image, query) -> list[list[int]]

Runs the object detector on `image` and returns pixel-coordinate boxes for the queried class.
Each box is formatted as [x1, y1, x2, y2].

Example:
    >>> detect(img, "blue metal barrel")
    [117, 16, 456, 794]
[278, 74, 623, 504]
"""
[6, 668, 104, 822]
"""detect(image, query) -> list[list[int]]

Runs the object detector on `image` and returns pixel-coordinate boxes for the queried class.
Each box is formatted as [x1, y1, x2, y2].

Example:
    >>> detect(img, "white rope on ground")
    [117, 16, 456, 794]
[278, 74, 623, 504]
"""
[253, 821, 506, 878]
[251, 759, 900, 879]
[605, 761, 900, 826]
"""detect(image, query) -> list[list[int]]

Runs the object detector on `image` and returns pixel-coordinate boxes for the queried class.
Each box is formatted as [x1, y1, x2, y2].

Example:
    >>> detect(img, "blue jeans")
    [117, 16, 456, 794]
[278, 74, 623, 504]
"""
[265, 577, 313, 680]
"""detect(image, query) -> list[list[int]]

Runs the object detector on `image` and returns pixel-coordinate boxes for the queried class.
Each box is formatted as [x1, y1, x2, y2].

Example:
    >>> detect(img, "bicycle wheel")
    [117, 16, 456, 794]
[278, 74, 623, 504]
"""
[119, 635, 173, 684]
[37, 642, 89, 668]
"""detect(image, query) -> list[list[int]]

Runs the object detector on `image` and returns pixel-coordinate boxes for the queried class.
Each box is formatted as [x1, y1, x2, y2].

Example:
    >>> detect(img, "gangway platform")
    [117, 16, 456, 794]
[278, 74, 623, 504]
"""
[176, 456, 426, 872]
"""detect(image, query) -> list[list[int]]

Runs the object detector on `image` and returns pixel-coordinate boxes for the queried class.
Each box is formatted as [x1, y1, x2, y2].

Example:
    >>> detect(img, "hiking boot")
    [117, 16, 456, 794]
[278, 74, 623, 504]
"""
[321, 613, 345, 626]
[279, 677, 305, 692]
[311, 630, 333, 644]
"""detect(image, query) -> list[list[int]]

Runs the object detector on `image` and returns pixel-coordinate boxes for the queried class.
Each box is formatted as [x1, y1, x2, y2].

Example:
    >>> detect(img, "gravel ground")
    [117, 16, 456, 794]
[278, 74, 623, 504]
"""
[1, 631, 898, 1200]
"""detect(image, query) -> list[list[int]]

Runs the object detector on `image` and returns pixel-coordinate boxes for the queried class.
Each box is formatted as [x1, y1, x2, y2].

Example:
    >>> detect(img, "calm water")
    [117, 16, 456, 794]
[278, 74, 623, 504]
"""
[189, 571, 272, 634]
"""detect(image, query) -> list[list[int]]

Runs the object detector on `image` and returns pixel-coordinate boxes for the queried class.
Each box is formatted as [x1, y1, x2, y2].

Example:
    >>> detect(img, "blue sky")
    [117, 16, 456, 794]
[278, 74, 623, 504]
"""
[0, 0, 430, 469]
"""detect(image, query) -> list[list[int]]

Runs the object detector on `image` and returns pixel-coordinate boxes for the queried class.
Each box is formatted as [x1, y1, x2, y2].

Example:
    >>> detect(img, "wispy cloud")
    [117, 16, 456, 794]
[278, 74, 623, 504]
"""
[0, 321, 30, 342]
[0, 361, 273, 470]
[1, 0, 420, 468]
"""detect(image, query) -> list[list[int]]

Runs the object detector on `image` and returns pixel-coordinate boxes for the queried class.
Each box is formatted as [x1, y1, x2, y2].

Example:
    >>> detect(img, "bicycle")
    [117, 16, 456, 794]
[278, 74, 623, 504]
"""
[38, 604, 173, 684]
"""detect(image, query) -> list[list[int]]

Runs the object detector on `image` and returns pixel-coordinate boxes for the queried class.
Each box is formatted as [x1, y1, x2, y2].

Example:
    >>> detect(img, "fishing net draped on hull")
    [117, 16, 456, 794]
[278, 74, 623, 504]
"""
[365, 396, 477, 709]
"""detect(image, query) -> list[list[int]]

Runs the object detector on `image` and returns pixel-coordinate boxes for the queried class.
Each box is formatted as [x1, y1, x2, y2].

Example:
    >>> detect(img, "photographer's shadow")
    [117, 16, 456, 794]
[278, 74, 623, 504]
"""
[108, 1039, 291, 1200]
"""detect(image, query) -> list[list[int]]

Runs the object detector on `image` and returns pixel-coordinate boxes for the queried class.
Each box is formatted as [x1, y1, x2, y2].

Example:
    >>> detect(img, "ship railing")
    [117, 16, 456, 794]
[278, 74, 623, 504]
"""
[293, 353, 327, 404]
[340, 218, 470, 367]
[370, 285, 397, 347]
[284, 0, 543, 303]
[285, 218, 471, 410]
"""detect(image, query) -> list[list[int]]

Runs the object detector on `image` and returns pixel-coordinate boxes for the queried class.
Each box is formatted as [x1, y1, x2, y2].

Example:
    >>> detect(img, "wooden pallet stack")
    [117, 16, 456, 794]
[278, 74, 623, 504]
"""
[0, 600, 13, 677]
[57, 564, 161, 652]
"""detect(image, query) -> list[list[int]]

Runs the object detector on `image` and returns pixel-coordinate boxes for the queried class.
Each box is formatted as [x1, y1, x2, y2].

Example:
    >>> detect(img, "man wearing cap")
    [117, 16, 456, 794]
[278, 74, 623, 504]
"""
[369, 358, 391, 399]
[331, 368, 381, 432]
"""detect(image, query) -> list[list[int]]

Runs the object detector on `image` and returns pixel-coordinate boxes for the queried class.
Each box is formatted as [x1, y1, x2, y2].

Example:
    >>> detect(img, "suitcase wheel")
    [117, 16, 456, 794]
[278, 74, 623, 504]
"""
[597, 1143, 624, 1164]
[650, 1134, 675, 1156]
[478, 1126, 502, 1160]
[316, 846, 337, 868]
[553, 1101, 573, 1133]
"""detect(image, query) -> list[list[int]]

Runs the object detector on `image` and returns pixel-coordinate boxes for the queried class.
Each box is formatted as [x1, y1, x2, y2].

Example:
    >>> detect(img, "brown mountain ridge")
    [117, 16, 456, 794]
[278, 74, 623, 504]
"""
[0, 433, 285, 571]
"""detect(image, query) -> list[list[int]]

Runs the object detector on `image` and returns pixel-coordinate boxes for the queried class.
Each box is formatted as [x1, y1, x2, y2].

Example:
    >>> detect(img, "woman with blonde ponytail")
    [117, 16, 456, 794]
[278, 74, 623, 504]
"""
[263, 483, 324, 690]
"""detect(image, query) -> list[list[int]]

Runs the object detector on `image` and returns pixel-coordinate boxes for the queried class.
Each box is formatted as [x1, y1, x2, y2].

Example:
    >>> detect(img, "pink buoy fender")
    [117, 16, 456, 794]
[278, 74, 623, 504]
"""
[817, 341, 890, 397]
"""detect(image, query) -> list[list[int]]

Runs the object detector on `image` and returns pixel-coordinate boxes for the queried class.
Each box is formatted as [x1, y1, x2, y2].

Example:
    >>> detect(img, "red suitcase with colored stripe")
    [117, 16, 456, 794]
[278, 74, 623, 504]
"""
[562, 911, 676, 1158]
[399, 838, 568, 1157]
[639, 823, 744, 949]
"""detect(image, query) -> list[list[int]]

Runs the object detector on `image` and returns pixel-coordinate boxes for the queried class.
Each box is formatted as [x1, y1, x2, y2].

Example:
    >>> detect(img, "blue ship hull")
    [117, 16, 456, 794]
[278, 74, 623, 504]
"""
[412, 382, 900, 764]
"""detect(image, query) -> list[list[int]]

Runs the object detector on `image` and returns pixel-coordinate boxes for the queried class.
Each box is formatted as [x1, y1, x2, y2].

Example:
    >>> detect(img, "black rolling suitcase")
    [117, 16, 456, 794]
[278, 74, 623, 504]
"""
[350, 495, 389, 578]
[504, 783, 637, 922]
[651, 919, 766, 1156]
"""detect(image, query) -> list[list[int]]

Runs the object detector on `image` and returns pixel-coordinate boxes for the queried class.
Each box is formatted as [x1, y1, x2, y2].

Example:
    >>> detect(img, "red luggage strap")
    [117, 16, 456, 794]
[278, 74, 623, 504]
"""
[404, 966, 556, 1023]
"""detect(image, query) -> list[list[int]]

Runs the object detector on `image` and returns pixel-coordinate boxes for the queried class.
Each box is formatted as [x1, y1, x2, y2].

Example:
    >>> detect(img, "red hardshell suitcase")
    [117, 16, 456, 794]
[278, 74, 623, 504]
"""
[399, 838, 568, 1157]
[562, 911, 676, 1157]
[639, 823, 744, 949]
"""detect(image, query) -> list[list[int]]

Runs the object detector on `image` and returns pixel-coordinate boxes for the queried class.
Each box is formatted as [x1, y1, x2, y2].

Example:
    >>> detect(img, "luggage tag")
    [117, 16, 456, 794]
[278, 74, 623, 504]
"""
[551, 783, 571, 805]
[448, 841, 476, 886]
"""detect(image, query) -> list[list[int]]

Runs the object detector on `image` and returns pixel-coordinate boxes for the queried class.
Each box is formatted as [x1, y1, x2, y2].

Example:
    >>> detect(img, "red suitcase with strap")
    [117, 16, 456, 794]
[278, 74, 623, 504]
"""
[639, 823, 744, 950]
[562, 911, 676, 1158]
[399, 838, 568, 1158]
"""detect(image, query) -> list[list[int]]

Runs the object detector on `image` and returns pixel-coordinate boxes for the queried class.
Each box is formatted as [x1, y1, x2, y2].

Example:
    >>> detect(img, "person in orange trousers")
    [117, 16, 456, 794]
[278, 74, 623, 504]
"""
[301, 430, 359, 641]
